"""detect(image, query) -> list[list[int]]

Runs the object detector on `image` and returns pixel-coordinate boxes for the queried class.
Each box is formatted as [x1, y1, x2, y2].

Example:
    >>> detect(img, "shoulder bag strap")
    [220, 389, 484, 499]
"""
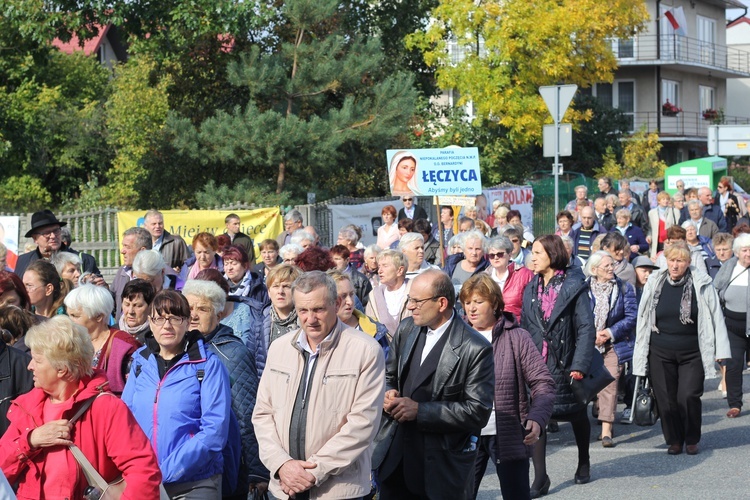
[68, 393, 110, 491]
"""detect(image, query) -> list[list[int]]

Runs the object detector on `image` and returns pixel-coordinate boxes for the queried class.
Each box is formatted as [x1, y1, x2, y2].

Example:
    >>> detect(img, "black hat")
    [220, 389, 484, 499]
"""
[25, 210, 67, 238]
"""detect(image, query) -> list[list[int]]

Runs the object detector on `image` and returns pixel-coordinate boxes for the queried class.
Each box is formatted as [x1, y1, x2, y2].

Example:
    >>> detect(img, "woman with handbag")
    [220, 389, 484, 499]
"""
[521, 235, 596, 496]
[712, 233, 750, 419]
[0, 315, 162, 498]
[460, 274, 555, 500]
[633, 241, 731, 455]
[583, 251, 637, 447]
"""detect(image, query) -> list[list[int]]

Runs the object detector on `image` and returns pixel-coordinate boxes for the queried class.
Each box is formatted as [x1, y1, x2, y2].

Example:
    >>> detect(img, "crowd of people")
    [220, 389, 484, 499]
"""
[0, 176, 746, 499]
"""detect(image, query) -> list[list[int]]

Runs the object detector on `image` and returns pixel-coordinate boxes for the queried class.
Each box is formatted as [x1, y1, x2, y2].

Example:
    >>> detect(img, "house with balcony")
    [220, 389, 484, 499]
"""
[581, 0, 750, 164]
[727, 16, 750, 119]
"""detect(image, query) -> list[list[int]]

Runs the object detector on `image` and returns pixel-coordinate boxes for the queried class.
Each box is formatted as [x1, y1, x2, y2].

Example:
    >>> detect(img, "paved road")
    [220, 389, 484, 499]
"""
[476, 371, 750, 499]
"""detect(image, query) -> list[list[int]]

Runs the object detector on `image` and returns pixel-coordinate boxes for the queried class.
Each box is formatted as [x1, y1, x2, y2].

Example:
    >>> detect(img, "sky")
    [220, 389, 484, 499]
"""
[728, 0, 750, 19]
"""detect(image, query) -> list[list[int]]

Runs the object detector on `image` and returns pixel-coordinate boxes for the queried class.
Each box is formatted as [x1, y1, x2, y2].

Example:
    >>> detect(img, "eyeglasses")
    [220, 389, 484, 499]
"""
[24, 284, 43, 292]
[510, 238, 520, 243]
[403, 198, 413, 202]
[34, 227, 61, 239]
[149, 316, 186, 326]
[406, 295, 439, 309]
[487, 251, 506, 259]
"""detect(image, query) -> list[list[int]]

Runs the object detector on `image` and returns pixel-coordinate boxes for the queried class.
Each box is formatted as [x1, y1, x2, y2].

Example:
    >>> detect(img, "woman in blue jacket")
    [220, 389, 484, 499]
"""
[122, 289, 231, 498]
[584, 251, 637, 448]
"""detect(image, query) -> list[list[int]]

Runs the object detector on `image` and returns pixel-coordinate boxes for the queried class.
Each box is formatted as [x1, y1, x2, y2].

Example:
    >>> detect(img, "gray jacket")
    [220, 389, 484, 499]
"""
[633, 267, 731, 379]
[713, 256, 750, 337]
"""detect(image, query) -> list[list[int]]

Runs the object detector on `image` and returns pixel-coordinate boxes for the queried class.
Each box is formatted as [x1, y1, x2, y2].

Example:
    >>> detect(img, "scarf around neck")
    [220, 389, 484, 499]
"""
[590, 278, 615, 332]
[118, 314, 150, 339]
[536, 270, 565, 326]
[650, 268, 694, 333]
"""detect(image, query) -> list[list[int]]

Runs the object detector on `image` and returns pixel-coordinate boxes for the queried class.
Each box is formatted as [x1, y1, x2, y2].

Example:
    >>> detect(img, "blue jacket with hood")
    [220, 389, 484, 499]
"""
[122, 330, 231, 485]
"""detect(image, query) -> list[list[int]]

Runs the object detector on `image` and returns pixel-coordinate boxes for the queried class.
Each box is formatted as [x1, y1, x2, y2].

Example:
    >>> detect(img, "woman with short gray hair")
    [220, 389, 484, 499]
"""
[132, 250, 168, 292]
[64, 284, 140, 394]
[443, 231, 489, 286]
[50, 252, 82, 287]
[485, 236, 533, 320]
[713, 233, 750, 419]
[399, 232, 436, 278]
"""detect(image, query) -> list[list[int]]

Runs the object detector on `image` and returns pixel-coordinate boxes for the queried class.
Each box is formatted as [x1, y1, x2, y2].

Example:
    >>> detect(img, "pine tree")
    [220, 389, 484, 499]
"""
[171, 0, 418, 196]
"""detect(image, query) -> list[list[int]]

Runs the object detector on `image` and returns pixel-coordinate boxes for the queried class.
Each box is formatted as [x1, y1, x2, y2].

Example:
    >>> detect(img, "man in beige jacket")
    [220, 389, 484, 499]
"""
[253, 271, 386, 500]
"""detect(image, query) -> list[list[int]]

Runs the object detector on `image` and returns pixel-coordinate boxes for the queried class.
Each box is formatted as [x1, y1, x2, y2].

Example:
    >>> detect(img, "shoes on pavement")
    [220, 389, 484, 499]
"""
[620, 408, 632, 424]
[727, 408, 741, 418]
[667, 444, 683, 455]
[686, 444, 699, 455]
[574, 463, 590, 484]
[530, 475, 550, 498]
[601, 436, 615, 448]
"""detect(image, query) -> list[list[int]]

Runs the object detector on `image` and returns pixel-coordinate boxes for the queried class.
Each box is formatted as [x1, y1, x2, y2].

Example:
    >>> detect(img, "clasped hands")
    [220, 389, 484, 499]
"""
[278, 460, 317, 498]
[384, 389, 418, 423]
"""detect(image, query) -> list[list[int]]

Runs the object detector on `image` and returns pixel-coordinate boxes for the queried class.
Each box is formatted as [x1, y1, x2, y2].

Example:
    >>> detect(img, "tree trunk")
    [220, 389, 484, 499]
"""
[276, 160, 286, 194]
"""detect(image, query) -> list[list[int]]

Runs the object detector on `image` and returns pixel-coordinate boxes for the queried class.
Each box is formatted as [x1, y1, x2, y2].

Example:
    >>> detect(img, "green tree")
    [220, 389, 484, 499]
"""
[568, 94, 631, 177]
[170, 0, 418, 197]
[408, 0, 648, 147]
[596, 128, 667, 180]
[104, 55, 172, 207]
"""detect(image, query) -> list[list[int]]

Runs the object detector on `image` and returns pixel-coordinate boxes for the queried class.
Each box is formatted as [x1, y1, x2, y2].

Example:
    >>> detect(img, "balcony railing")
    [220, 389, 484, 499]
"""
[630, 111, 750, 138]
[614, 34, 750, 75]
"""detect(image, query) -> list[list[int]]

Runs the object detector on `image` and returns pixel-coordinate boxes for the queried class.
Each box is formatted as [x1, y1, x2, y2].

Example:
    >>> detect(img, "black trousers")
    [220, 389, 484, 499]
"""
[379, 460, 430, 500]
[726, 329, 750, 409]
[471, 435, 530, 500]
[648, 343, 705, 446]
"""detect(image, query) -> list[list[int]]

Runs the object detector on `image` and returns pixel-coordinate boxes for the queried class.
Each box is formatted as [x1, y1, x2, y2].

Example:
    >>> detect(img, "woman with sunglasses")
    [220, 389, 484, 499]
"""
[485, 236, 533, 321]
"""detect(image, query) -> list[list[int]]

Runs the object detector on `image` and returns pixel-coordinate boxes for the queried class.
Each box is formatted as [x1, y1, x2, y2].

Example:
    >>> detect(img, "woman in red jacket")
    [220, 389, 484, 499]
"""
[0, 315, 162, 499]
[485, 236, 534, 321]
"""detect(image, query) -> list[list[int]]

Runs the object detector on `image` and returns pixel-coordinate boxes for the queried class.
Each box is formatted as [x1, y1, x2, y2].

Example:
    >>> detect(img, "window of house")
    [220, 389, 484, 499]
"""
[697, 16, 716, 66]
[615, 38, 635, 59]
[662, 79, 680, 108]
[592, 81, 635, 131]
[699, 85, 715, 112]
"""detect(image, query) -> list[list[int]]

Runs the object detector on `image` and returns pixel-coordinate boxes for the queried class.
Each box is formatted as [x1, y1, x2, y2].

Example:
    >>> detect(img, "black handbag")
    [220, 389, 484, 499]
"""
[632, 376, 659, 426]
[569, 348, 615, 405]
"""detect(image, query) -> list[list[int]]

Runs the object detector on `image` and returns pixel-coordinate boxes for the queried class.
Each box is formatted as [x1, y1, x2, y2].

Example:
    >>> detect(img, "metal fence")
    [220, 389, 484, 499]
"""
[3, 203, 266, 281]
[529, 174, 598, 236]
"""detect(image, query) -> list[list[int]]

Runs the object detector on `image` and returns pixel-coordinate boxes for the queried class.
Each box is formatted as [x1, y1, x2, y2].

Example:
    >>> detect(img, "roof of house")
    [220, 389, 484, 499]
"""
[51, 24, 111, 55]
[728, 16, 750, 29]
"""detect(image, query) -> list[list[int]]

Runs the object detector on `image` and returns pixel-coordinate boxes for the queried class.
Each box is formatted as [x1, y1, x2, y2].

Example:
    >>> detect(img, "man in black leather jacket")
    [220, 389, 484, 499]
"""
[374, 270, 494, 500]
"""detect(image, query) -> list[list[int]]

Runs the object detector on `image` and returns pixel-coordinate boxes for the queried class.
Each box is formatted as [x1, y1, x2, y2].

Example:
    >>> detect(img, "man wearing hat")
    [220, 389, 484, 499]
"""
[14, 210, 101, 279]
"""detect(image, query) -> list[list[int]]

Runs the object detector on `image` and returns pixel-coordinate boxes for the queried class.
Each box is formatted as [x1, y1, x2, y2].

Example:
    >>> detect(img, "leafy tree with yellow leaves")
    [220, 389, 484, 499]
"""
[596, 128, 668, 180]
[408, 0, 649, 147]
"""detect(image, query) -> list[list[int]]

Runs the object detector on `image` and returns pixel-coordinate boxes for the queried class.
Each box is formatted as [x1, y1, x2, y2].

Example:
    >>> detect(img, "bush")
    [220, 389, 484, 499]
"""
[195, 179, 294, 209]
[0, 175, 52, 212]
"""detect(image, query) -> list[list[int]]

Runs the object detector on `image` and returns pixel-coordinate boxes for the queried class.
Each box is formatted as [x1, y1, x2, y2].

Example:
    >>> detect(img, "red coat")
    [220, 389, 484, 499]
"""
[0, 371, 162, 499]
[499, 262, 534, 320]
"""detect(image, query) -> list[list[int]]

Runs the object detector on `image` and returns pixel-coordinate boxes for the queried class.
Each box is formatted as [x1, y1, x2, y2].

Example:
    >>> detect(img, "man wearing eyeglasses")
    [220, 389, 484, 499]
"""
[374, 269, 494, 499]
[14, 210, 101, 279]
[397, 196, 428, 222]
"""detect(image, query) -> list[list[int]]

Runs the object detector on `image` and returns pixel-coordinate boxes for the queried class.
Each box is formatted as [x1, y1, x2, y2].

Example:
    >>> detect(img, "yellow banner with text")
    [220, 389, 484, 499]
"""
[116, 208, 284, 264]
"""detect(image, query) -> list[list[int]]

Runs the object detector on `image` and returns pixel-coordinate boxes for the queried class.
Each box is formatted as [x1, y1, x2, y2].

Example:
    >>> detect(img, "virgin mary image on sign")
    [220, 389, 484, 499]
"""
[389, 151, 418, 195]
